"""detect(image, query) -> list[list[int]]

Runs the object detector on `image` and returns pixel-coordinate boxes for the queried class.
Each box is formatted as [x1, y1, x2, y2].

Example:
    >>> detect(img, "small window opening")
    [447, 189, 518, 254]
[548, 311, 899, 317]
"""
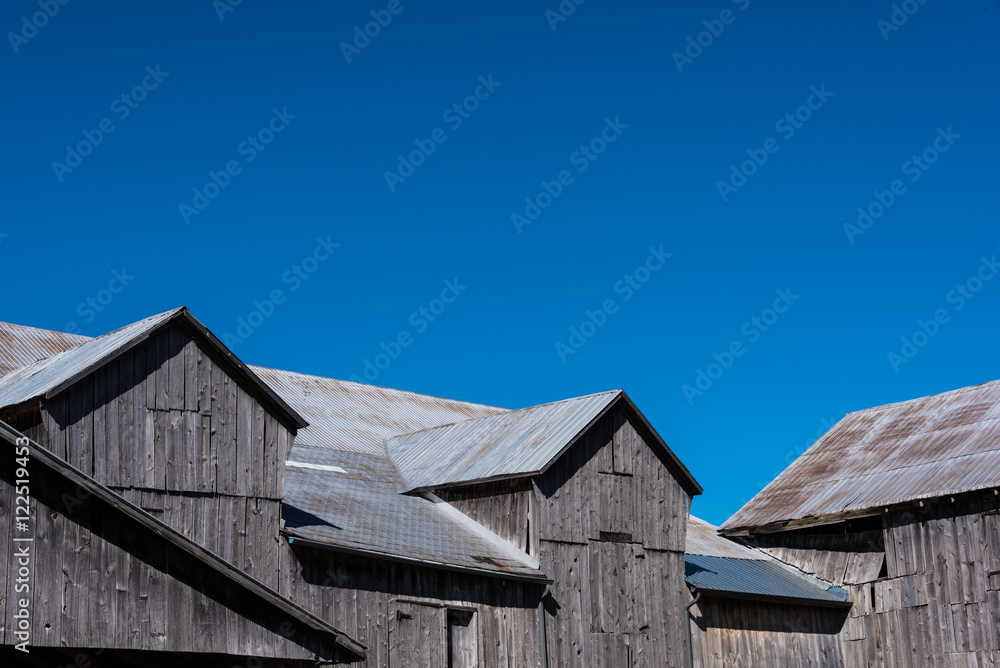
[525, 517, 531, 556]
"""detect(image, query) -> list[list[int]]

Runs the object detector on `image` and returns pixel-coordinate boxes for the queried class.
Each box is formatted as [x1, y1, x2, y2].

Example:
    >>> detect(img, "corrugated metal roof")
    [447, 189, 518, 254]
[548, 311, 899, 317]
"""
[685, 516, 849, 607]
[0, 315, 696, 570]
[686, 516, 768, 561]
[685, 555, 850, 607]
[386, 391, 621, 492]
[282, 444, 545, 580]
[251, 366, 510, 455]
[0, 321, 90, 377]
[723, 379, 1000, 533]
[0, 321, 510, 447]
[0, 318, 698, 496]
[0, 310, 182, 409]
[0, 310, 309, 429]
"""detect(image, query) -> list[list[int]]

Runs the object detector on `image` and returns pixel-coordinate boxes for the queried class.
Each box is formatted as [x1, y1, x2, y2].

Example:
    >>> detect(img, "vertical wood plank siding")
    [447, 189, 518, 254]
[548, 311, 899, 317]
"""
[287, 406, 694, 667]
[738, 494, 1000, 668]
[0, 324, 703, 666]
[0, 440, 346, 662]
[531, 408, 691, 667]
[280, 545, 543, 668]
[436, 479, 537, 556]
[41, 323, 291, 501]
[688, 595, 847, 668]
[32, 323, 293, 590]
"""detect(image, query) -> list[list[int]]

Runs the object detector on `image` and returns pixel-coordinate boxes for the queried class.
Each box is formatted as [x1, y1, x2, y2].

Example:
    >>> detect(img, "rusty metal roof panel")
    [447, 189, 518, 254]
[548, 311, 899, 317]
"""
[0, 321, 90, 377]
[250, 366, 510, 455]
[282, 444, 545, 580]
[723, 379, 1000, 532]
[385, 391, 621, 492]
[0, 310, 182, 409]
[685, 516, 849, 606]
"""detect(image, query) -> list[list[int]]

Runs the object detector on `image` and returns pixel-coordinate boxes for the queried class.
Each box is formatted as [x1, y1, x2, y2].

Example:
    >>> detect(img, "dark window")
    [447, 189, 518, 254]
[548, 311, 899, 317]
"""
[599, 531, 632, 543]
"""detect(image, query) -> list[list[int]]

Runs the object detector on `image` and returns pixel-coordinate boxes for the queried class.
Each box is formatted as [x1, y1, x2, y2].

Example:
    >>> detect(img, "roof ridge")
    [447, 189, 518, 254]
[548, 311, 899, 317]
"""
[384, 389, 622, 442]
[512, 388, 622, 410]
[0, 309, 186, 402]
[0, 308, 309, 430]
[250, 363, 510, 413]
[846, 378, 1000, 415]
[0, 309, 183, 378]
[386, 391, 625, 493]
[4, 317, 617, 432]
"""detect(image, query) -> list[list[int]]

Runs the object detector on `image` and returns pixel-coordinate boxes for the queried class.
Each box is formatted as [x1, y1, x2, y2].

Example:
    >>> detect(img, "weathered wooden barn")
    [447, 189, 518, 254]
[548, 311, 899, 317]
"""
[685, 515, 851, 667]
[722, 380, 1000, 667]
[7, 308, 997, 667]
[0, 308, 703, 666]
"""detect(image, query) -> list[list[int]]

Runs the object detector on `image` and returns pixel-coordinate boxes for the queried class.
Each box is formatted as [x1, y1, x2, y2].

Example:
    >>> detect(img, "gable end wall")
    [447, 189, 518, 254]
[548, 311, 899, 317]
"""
[34, 322, 293, 586]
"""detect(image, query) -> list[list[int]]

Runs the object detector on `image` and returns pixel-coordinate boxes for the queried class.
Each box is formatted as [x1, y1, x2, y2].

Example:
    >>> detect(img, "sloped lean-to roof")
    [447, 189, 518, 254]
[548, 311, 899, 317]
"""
[0, 308, 307, 430]
[282, 443, 546, 582]
[386, 390, 702, 496]
[247, 366, 548, 579]
[685, 516, 850, 607]
[722, 379, 1000, 534]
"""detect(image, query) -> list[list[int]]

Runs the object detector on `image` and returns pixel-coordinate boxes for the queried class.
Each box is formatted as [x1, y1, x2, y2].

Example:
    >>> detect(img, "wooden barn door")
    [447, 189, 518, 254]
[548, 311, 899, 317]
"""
[447, 609, 478, 668]
[389, 600, 446, 668]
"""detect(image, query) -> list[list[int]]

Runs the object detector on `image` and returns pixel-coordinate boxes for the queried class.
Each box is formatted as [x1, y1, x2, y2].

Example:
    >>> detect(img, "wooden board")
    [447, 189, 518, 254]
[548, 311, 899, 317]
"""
[389, 600, 445, 668]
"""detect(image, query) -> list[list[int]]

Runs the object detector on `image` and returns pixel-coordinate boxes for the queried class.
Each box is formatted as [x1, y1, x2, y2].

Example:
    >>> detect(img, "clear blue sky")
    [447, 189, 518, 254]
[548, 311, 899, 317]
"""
[2, 0, 998, 525]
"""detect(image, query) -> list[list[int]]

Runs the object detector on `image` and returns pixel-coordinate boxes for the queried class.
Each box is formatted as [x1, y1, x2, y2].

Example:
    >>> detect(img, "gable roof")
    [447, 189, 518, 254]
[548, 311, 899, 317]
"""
[386, 390, 702, 496]
[0, 316, 700, 496]
[386, 391, 619, 492]
[722, 379, 1000, 533]
[282, 444, 546, 582]
[0, 313, 700, 574]
[685, 516, 850, 607]
[0, 310, 177, 407]
[0, 308, 308, 430]
[0, 420, 366, 660]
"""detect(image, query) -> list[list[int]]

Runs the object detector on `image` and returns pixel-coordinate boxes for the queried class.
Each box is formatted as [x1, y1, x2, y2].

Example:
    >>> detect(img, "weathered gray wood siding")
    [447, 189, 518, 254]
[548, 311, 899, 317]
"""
[744, 494, 1000, 668]
[533, 407, 691, 667]
[34, 322, 293, 587]
[279, 545, 544, 667]
[275, 406, 692, 668]
[437, 479, 537, 557]
[868, 499, 1000, 668]
[0, 443, 349, 662]
[688, 593, 846, 667]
